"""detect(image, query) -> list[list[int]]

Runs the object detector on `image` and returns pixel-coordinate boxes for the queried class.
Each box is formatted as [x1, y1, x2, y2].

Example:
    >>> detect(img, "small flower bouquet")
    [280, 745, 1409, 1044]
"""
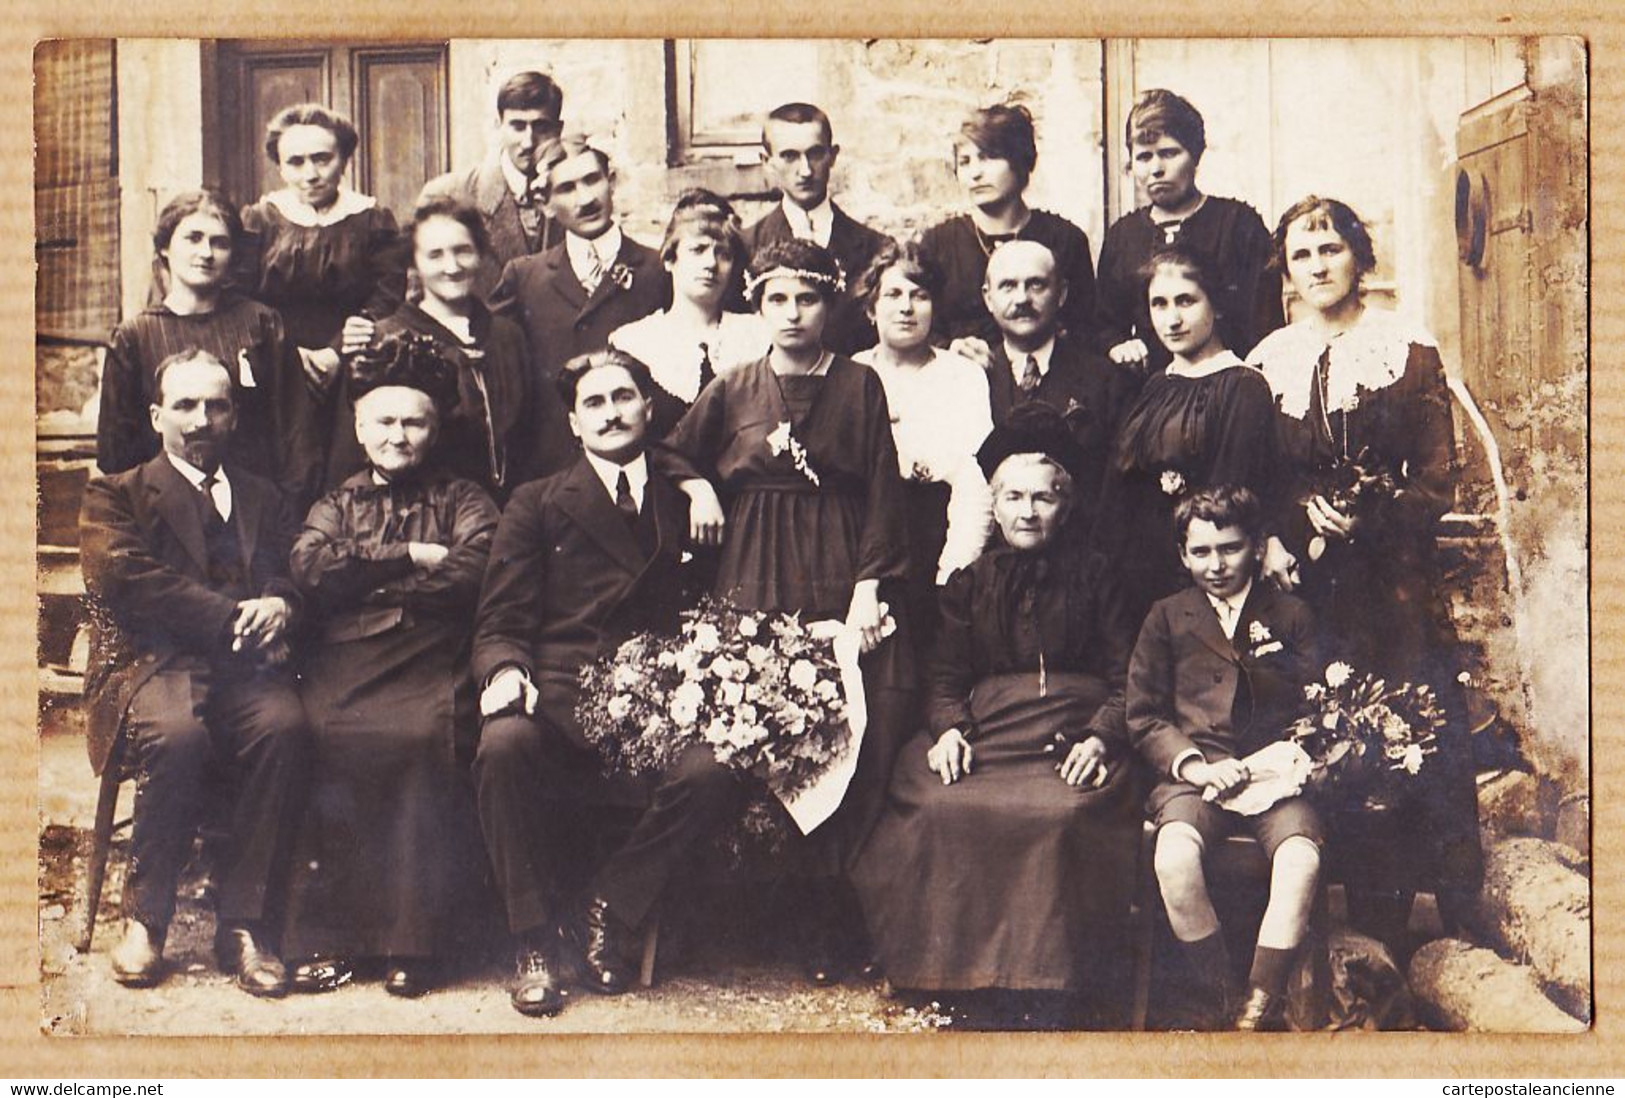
[1285, 661, 1446, 810]
[1303, 446, 1398, 560]
[577, 597, 856, 838]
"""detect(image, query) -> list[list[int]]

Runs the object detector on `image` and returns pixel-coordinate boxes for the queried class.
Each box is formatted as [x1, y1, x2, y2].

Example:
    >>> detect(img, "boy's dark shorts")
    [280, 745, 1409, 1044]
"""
[1153, 784, 1324, 859]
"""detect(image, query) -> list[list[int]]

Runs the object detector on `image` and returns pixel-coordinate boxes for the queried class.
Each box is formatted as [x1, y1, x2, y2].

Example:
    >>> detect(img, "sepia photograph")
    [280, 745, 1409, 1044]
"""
[31, 34, 1589, 1040]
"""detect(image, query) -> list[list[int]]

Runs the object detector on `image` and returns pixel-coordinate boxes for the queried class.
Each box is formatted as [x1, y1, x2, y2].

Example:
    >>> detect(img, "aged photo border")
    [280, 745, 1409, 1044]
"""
[3, 0, 1618, 1079]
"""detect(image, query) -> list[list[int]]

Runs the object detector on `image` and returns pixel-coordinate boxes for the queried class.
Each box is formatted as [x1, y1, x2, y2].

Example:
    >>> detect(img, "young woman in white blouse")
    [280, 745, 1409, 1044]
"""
[852, 239, 994, 654]
[609, 189, 767, 439]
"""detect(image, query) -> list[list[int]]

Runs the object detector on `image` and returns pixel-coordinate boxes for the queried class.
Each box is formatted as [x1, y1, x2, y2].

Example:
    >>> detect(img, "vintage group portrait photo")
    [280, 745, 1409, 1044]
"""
[29, 32, 1589, 1049]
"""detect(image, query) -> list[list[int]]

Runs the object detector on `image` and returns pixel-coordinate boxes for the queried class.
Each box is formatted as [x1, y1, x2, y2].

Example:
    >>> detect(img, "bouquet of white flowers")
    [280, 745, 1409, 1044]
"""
[577, 598, 863, 840]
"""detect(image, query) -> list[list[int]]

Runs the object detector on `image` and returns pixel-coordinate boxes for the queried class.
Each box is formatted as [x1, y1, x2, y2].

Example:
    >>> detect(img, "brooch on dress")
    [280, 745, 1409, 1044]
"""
[765, 421, 821, 487]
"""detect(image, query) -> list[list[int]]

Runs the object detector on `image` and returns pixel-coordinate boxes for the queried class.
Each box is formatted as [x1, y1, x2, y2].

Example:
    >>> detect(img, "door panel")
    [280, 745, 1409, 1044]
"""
[354, 49, 447, 220]
[215, 41, 446, 220]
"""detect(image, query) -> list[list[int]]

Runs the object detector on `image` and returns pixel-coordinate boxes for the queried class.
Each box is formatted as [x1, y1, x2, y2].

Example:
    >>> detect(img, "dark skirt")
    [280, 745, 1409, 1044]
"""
[851, 671, 1140, 991]
[901, 479, 951, 660]
[283, 621, 484, 960]
[714, 480, 915, 878]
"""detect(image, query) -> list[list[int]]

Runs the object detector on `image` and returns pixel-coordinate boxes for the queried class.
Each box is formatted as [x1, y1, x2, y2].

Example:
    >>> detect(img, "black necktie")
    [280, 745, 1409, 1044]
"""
[615, 470, 638, 523]
[198, 472, 224, 528]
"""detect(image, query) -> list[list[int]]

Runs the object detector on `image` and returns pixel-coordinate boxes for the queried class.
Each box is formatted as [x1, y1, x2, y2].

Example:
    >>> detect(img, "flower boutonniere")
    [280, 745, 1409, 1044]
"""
[607, 262, 634, 291]
[765, 421, 821, 487]
[1159, 468, 1187, 497]
[1247, 620, 1284, 658]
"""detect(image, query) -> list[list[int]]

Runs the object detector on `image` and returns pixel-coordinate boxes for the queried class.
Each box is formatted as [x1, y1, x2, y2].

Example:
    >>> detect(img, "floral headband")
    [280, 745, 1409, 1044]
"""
[743, 265, 847, 299]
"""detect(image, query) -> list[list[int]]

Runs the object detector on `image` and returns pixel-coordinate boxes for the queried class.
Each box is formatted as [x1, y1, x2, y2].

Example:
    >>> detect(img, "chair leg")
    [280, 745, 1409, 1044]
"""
[1130, 823, 1157, 1031]
[639, 911, 660, 989]
[78, 758, 124, 953]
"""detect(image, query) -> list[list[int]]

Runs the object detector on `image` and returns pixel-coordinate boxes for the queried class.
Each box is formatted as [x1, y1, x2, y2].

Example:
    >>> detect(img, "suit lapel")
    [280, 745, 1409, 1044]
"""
[1233, 581, 1276, 660]
[1181, 586, 1238, 663]
[474, 156, 511, 218]
[987, 349, 1017, 422]
[145, 456, 210, 576]
[646, 472, 687, 565]
[230, 467, 264, 578]
[545, 246, 588, 312]
[555, 459, 647, 577]
[575, 237, 647, 325]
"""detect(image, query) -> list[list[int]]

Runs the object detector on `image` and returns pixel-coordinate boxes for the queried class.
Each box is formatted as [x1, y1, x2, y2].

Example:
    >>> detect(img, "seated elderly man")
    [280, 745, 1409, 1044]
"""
[851, 402, 1141, 1019]
[79, 349, 311, 997]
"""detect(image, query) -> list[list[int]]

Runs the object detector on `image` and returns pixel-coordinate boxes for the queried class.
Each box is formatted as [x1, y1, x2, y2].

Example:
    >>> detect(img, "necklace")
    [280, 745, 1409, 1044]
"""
[1314, 348, 1351, 461]
[970, 208, 1032, 258]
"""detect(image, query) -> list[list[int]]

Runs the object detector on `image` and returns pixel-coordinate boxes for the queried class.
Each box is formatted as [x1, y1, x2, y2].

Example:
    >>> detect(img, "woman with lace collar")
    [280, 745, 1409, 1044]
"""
[1249, 195, 1482, 951]
[235, 103, 407, 507]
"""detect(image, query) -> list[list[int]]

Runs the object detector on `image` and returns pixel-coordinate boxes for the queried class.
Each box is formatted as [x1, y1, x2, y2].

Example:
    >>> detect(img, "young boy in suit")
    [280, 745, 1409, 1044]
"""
[1127, 485, 1321, 1030]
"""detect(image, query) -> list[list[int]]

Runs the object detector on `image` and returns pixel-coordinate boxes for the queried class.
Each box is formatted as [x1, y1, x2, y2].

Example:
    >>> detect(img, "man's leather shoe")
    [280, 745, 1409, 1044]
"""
[1234, 986, 1285, 1031]
[560, 896, 633, 995]
[290, 955, 353, 994]
[214, 924, 288, 999]
[384, 961, 433, 999]
[511, 945, 565, 1017]
[110, 920, 165, 988]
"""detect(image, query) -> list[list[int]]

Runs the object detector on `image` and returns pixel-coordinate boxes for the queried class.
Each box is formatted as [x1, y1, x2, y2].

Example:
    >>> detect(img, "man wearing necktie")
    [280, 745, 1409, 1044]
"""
[418, 71, 566, 301]
[78, 350, 311, 998]
[489, 138, 664, 384]
[981, 240, 1135, 524]
[471, 350, 731, 1018]
[742, 103, 889, 356]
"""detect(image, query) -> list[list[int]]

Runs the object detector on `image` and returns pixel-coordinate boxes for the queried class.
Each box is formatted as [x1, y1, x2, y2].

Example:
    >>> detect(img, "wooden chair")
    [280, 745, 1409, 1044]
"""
[76, 738, 127, 953]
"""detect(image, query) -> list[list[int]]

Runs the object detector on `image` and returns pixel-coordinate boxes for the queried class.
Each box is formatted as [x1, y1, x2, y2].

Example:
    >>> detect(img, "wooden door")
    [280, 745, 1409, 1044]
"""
[214, 41, 448, 220]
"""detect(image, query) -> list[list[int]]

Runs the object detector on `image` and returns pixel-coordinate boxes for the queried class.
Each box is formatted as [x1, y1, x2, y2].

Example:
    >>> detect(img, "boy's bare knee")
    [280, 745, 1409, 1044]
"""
[1272, 834, 1321, 882]
[1154, 822, 1206, 886]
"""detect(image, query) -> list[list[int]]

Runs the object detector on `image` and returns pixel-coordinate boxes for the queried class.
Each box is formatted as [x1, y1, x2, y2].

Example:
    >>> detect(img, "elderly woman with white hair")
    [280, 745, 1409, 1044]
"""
[851, 402, 1140, 1017]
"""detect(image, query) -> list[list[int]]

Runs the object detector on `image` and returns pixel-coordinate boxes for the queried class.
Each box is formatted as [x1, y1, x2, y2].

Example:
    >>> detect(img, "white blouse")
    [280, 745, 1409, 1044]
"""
[609, 310, 770, 403]
[1249, 306, 1438, 420]
[854, 346, 995, 582]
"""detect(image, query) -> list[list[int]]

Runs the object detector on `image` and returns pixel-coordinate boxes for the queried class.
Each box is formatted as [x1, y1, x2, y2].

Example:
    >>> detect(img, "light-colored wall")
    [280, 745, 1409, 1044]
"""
[445, 39, 1107, 252]
[114, 39, 205, 321]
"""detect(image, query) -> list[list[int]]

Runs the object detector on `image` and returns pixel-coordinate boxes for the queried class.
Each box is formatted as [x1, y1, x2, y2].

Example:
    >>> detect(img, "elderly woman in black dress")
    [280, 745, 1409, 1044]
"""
[919, 103, 1098, 348]
[1249, 195, 1482, 949]
[1095, 89, 1283, 376]
[852, 404, 1140, 1016]
[283, 335, 498, 997]
[236, 103, 407, 506]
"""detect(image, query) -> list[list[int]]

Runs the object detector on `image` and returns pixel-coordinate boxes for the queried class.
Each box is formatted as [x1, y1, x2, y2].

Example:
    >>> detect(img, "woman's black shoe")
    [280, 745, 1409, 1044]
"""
[384, 961, 433, 998]
[289, 955, 353, 994]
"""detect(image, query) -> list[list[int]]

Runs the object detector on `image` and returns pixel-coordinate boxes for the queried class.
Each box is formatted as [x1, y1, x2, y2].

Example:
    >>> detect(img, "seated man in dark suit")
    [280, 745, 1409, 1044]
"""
[78, 349, 311, 997]
[471, 349, 737, 1018]
[488, 138, 665, 383]
[744, 102, 889, 356]
[418, 70, 565, 301]
[982, 239, 1134, 521]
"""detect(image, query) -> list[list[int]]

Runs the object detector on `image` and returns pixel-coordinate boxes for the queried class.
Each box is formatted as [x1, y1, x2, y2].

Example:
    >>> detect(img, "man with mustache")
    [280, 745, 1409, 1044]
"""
[982, 239, 1134, 522]
[418, 71, 566, 301]
[78, 350, 311, 997]
[470, 350, 734, 1018]
[489, 137, 664, 384]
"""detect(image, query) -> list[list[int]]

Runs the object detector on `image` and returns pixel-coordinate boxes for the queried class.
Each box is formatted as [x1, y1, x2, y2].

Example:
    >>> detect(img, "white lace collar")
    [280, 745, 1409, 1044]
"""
[263, 187, 377, 227]
[1250, 306, 1435, 420]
